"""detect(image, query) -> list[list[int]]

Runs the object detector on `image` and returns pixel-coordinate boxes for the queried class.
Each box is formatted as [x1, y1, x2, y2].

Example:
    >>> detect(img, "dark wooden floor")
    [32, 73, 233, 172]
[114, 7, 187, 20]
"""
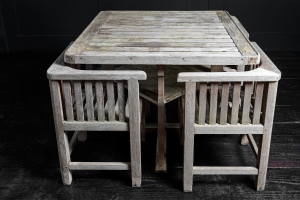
[0, 51, 300, 199]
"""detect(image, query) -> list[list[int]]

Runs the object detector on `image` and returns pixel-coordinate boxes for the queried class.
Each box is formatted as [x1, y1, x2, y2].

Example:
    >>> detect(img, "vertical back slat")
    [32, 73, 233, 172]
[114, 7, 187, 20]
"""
[74, 81, 84, 121]
[242, 82, 253, 124]
[198, 82, 207, 125]
[117, 81, 125, 122]
[209, 82, 218, 124]
[231, 82, 241, 124]
[85, 80, 94, 121]
[63, 81, 74, 121]
[95, 81, 105, 121]
[220, 82, 230, 125]
[252, 82, 264, 124]
[106, 81, 115, 121]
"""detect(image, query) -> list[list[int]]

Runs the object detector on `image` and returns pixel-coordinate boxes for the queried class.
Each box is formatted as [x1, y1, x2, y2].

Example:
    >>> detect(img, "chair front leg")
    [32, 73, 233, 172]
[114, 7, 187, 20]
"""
[50, 80, 72, 185]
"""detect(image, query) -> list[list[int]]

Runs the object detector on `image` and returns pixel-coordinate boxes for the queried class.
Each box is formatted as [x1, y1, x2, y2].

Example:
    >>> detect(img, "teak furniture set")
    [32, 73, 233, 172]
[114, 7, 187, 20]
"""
[47, 11, 281, 192]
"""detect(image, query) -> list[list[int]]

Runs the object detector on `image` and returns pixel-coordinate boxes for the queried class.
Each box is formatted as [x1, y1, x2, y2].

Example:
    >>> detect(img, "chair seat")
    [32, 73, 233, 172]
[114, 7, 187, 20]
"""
[117, 65, 208, 105]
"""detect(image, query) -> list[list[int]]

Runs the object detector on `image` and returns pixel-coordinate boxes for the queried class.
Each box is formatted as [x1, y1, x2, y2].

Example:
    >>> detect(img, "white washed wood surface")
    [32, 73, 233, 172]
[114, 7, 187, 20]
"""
[64, 11, 259, 65]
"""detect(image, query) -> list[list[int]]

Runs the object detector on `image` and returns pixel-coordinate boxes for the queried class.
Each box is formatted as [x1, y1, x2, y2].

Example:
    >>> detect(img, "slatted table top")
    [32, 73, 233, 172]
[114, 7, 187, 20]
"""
[65, 11, 260, 65]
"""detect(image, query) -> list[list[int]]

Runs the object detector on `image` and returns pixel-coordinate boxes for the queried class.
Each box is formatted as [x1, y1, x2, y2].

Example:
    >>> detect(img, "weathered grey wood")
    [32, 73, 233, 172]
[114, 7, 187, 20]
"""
[177, 68, 280, 82]
[117, 81, 125, 122]
[217, 12, 258, 61]
[49, 80, 72, 185]
[156, 65, 167, 173]
[198, 83, 207, 125]
[128, 79, 142, 187]
[246, 134, 258, 159]
[209, 83, 218, 125]
[256, 82, 278, 191]
[252, 82, 264, 125]
[63, 81, 74, 121]
[220, 82, 230, 125]
[183, 82, 196, 192]
[194, 124, 263, 135]
[74, 81, 84, 121]
[95, 81, 105, 121]
[85, 81, 94, 121]
[106, 81, 115, 121]
[231, 82, 241, 125]
[69, 162, 131, 170]
[64, 11, 259, 65]
[64, 121, 128, 131]
[240, 82, 253, 145]
[69, 131, 81, 155]
[193, 167, 258, 175]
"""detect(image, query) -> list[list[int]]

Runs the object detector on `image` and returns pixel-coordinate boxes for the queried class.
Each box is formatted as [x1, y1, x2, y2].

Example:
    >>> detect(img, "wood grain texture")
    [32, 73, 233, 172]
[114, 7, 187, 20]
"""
[64, 11, 259, 65]
[183, 82, 196, 192]
[193, 167, 258, 175]
[194, 124, 263, 135]
[69, 162, 131, 170]
[128, 79, 142, 187]
[49, 80, 72, 185]
[198, 83, 207, 125]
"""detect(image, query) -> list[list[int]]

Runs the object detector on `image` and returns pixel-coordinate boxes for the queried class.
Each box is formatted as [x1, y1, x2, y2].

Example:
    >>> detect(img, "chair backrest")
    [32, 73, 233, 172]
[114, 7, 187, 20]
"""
[47, 47, 146, 124]
[178, 42, 281, 127]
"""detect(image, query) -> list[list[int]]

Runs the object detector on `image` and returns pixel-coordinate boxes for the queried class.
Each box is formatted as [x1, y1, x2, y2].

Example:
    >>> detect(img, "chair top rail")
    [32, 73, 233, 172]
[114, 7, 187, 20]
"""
[47, 43, 147, 81]
[251, 42, 281, 76]
[177, 68, 280, 82]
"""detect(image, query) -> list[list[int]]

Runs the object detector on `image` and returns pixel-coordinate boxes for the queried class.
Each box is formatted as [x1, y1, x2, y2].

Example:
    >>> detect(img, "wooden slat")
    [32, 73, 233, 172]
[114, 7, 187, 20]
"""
[117, 81, 125, 122]
[242, 82, 253, 125]
[193, 167, 258, 175]
[183, 82, 196, 192]
[69, 162, 131, 170]
[194, 124, 263, 135]
[98, 31, 228, 36]
[63, 81, 74, 121]
[231, 82, 241, 125]
[106, 81, 115, 121]
[99, 28, 227, 33]
[209, 83, 218, 125]
[102, 25, 225, 29]
[94, 38, 233, 43]
[95, 35, 231, 39]
[95, 81, 105, 121]
[85, 81, 94, 121]
[220, 82, 230, 125]
[252, 82, 264, 125]
[88, 47, 238, 52]
[74, 81, 84, 121]
[198, 83, 207, 125]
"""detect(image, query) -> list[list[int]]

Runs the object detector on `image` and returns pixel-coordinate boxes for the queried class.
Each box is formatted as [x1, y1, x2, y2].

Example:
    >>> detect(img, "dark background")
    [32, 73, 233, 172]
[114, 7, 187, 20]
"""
[0, 0, 300, 53]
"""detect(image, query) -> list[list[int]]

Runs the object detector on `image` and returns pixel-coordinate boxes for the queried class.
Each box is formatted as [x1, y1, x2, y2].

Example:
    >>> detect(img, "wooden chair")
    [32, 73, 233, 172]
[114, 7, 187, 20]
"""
[47, 47, 146, 187]
[178, 42, 281, 192]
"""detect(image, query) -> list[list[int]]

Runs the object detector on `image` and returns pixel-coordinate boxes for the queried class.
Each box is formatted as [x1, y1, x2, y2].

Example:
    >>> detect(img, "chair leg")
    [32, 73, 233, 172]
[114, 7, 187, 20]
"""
[128, 79, 142, 187]
[183, 82, 196, 192]
[179, 96, 184, 145]
[50, 80, 72, 185]
[255, 82, 278, 191]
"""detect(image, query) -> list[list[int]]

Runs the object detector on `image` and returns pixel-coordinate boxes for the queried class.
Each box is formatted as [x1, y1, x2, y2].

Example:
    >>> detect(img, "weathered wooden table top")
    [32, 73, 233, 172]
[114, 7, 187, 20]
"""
[65, 11, 260, 65]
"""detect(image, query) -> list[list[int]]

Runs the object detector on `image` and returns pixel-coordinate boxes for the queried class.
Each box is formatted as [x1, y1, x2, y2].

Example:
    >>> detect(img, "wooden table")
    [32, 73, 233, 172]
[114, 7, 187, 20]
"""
[65, 10, 260, 173]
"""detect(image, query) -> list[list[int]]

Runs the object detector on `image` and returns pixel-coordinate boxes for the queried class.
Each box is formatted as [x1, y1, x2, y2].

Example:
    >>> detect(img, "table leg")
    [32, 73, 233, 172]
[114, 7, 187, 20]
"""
[156, 65, 167, 173]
